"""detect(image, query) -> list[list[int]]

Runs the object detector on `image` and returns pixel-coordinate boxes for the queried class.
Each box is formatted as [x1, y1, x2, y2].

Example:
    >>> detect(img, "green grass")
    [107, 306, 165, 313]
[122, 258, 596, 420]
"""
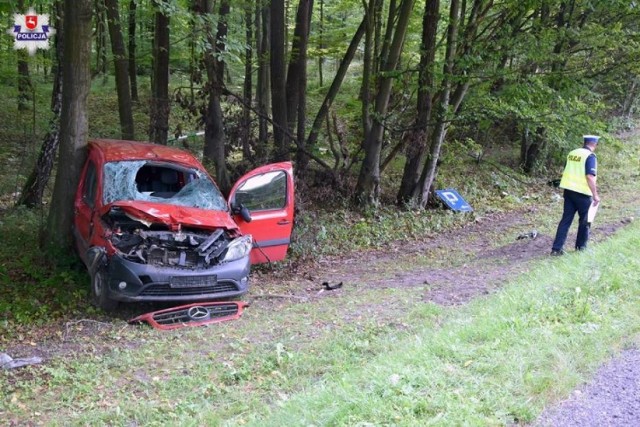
[2, 223, 639, 426]
[0, 207, 90, 329]
[255, 226, 640, 425]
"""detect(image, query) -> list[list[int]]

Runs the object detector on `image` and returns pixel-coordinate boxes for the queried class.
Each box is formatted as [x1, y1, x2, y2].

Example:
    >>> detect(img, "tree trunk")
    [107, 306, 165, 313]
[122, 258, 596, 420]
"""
[621, 76, 638, 118]
[128, 0, 138, 102]
[396, 0, 440, 205]
[18, 1, 64, 208]
[355, 0, 416, 206]
[360, 0, 377, 138]
[45, 0, 92, 251]
[519, 3, 551, 170]
[149, 4, 170, 144]
[256, 1, 270, 162]
[241, 4, 253, 161]
[203, 95, 231, 193]
[104, 0, 134, 140]
[17, 51, 31, 111]
[94, 0, 108, 78]
[379, 0, 396, 71]
[201, 0, 231, 194]
[17, 0, 32, 111]
[317, 0, 324, 86]
[287, 0, 314, 170]
[306, 18, 365, 152]
[417, 0, 460, 207]
[270, 0, 289, 160]
[520, 125, 546, 174]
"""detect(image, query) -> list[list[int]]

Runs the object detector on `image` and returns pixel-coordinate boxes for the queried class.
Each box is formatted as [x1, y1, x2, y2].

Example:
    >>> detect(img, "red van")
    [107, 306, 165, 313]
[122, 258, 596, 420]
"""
[73, 139, 294, 310]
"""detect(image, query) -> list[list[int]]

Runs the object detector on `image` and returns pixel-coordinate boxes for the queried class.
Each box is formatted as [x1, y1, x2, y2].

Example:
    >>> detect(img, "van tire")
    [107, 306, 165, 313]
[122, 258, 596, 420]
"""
[91, 269, 118, 312]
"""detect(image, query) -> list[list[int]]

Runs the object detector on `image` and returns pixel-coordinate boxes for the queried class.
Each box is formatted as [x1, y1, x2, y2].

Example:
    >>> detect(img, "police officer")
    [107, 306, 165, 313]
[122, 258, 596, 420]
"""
[551, 135, 600, 255]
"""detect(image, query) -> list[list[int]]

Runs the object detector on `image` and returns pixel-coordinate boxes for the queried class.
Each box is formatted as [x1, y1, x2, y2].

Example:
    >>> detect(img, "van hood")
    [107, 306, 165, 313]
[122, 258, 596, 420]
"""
[103, 201, 238, 231]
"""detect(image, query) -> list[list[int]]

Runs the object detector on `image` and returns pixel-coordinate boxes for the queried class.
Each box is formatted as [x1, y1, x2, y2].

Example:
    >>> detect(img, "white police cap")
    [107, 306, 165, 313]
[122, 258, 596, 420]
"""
[583, 135, 600, 144]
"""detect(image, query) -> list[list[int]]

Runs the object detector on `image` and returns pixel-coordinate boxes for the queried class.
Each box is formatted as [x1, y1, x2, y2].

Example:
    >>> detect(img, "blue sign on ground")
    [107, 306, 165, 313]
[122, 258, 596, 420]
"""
[435, 189, 473, 212]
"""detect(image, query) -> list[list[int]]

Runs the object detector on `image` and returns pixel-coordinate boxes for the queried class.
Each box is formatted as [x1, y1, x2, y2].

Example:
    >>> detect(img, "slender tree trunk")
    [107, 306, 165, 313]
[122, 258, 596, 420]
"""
[149, 4, 170, 144]
[521, 126, 546, 174]
[241, 4, 254, 161]
[201, 0, 231, 193]
[519, 4, 550, 171]
[397, 0, 440, 205]
[355, 0, 416, 206]
[45, 0, 92, 251]
[306, 18, 365, 151]
[256, 1, 270, 162]
[94, 0, 108, 79]
[417, 0, 460, 207]
[379, 0, 396, 69]
[622, 76, 638, 118]
[287, 0, 314, 170]
[360, 0, 376, 138]
[204, 95, 231, 192]
[18, 1, 64, 208]
[17, 51, 31, 111]
[17, 0, 32, 111]
[128, 0, 138, 102]
[104, 0, 135, 140]
[317, 0, 324, 86]
[270, 0, 289, 160]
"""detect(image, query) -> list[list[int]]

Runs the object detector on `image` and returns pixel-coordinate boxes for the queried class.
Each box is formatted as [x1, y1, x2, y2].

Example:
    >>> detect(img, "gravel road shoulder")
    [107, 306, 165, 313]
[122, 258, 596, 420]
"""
[535, 348, 640, 426]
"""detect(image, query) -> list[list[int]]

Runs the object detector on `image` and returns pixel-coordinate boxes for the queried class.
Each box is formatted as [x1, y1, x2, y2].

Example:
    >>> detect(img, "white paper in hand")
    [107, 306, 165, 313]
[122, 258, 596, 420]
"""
[587, 202, 599, 224]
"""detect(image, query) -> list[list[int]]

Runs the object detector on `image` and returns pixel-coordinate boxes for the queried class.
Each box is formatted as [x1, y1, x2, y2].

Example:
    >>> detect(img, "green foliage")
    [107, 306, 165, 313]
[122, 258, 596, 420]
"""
[291, 205, 469, 260]
[0, 208, 89, 331]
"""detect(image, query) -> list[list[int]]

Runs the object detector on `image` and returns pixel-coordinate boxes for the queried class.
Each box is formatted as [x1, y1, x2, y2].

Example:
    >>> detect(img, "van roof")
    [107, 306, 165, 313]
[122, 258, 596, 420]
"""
[89, 139, 202, 168]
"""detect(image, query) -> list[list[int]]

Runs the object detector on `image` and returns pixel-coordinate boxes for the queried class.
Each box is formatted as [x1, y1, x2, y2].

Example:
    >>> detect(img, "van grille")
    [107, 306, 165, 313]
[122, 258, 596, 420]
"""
[139, 282, 238, 296]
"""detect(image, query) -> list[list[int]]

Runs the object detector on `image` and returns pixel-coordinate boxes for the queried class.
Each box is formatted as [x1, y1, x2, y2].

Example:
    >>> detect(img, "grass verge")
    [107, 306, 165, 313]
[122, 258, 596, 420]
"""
[2, 222, 639, 425]
[253, 221, 640, 426]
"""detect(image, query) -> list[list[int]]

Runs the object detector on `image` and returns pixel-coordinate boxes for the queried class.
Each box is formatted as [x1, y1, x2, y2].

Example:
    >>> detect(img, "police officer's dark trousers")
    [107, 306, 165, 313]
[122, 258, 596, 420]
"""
[552, 189, 592, 251]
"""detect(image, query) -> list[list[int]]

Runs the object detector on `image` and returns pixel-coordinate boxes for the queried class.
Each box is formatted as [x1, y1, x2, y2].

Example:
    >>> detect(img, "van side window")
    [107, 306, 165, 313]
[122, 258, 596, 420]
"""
[234, 171, 287, 211]
[82, 161, 97, 207]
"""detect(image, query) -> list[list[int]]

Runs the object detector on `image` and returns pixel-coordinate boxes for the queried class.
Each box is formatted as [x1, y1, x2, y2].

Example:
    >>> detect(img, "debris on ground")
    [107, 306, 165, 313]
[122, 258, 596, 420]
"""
[516, 230, 538, 240]
[323, 281, 343, 291]
[0, 352, 43, 370]
[128, 301, 249, 330]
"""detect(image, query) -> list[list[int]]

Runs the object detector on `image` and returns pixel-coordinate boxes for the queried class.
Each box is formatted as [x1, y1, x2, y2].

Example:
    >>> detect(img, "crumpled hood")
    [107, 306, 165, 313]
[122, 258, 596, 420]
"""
[102, 201, 238, 231]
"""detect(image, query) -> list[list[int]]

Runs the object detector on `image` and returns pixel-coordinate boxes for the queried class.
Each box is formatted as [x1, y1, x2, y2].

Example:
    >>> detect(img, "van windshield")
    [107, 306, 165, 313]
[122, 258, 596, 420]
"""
[102, 160, 228, 211]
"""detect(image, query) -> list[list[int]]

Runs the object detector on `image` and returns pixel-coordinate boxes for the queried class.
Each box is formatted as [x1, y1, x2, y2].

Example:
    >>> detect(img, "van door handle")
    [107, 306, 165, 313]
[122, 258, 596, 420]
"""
[277, 220, 291, 225]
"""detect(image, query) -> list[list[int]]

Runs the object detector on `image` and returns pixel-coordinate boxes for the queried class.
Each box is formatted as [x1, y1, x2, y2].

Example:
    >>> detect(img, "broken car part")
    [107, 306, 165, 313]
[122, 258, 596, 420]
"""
[128, 301, 249, 330]
[1, 353, 43, 370]
[322, 281, 343, 291]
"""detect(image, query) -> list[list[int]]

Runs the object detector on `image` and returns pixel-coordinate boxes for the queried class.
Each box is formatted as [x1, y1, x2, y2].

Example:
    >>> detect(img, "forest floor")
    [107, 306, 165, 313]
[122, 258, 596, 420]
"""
[3, 202, 635, 360]
[4, 193, 639, 422]
[3, 133, 640, 424]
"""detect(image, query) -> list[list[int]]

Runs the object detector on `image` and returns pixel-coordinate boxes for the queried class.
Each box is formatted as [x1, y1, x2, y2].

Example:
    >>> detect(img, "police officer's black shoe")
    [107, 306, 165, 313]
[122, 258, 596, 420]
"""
[550, 250, 566, 256]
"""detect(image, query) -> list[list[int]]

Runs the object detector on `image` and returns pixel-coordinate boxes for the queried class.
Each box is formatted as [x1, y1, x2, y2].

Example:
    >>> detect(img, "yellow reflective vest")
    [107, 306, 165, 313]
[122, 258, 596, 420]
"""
[559, 147, 593, 196]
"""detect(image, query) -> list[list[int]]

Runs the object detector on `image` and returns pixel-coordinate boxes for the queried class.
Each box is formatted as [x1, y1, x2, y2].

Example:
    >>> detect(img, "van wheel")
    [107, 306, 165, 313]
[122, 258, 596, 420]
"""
[91, 269, 118, 312]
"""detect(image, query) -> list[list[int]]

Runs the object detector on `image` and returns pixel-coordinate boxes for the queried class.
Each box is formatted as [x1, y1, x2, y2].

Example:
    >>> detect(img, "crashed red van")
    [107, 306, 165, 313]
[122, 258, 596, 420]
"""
[73, 139, 294, 310]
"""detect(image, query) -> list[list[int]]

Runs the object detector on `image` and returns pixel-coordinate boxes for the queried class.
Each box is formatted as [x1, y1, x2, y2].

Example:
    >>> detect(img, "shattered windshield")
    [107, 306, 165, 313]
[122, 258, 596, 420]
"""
[103, 160, 228, 211]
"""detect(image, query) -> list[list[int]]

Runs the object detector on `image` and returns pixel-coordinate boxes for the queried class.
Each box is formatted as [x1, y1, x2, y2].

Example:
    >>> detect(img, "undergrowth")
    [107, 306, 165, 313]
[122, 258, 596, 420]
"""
[0, 208, 90, 331]
[0, 76, 544, 330]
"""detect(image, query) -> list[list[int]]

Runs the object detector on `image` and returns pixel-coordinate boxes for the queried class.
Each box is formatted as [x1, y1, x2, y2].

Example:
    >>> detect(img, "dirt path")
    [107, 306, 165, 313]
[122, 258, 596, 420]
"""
[262, 205, 631, 306]
[3, 193, 638, 425]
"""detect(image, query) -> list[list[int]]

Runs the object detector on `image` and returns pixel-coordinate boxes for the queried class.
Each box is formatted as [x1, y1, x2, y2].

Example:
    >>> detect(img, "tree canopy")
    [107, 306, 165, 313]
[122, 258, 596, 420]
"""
[3, 0, 639, 242]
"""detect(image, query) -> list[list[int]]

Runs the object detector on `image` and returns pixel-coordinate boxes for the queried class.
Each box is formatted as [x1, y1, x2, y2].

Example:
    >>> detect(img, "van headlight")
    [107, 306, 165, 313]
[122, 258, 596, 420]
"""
[221, 235, 253, 262]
